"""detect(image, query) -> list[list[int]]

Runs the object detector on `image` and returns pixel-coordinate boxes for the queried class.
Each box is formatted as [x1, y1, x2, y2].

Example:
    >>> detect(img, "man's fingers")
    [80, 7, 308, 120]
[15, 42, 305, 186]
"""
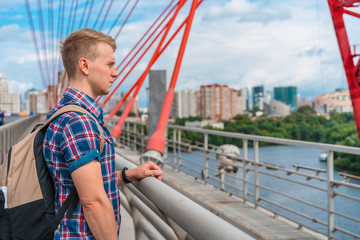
[146, 161, 161, 170]
[148, 170, 162, 180]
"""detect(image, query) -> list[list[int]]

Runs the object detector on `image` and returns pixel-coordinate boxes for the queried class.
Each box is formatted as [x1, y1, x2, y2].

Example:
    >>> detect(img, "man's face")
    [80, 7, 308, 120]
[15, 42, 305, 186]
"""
[88, 42, 118, 98]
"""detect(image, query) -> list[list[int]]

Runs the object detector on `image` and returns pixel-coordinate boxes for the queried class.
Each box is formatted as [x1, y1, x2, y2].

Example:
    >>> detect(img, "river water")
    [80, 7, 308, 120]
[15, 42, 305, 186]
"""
[167, 145, 360, 240]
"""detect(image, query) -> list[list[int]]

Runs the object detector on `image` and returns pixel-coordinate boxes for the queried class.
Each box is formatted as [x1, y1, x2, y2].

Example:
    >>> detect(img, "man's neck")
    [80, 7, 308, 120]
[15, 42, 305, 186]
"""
[68, 78, 97, 100]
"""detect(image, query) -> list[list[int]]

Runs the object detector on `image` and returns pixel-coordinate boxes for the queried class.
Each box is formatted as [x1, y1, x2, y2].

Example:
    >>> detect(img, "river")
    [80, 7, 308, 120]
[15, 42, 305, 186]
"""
[167, 145, 360, 240]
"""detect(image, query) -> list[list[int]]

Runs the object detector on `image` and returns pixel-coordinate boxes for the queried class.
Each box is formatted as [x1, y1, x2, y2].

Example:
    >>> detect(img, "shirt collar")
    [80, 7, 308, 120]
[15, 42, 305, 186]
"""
[60, 87, 104, 123]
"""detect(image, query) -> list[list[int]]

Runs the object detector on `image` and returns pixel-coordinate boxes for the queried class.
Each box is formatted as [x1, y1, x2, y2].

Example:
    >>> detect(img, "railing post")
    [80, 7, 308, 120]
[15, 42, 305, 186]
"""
[164, 131, 168, 161]
[254, 140, 259, 207]
[177, 130, 182, 171]
[243, 139, 248, 202]
[141, 125, 145, 153]
[172, 129, 177, 168]
[127, 122, 130, 148]
[220, 169, 225, 190]
[133, 123, 137, 151]
[327, 150, 334, 239]
[204, 133, 209, 184]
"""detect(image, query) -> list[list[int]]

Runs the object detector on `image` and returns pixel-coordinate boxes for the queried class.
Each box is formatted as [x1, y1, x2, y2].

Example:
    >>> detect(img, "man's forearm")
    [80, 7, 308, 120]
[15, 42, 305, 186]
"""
[82, 198, 118, 240]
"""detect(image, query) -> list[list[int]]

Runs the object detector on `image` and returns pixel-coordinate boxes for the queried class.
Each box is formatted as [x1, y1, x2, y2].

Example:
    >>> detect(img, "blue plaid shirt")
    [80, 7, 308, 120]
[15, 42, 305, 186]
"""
[43, 87, 121, 239]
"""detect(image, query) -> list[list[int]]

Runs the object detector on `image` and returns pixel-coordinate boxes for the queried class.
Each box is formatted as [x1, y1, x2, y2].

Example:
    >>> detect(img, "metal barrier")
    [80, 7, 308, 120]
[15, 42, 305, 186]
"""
[115, 154, 253, 240]
[112, 120, 360, 240]
[0, 115, 42, 164]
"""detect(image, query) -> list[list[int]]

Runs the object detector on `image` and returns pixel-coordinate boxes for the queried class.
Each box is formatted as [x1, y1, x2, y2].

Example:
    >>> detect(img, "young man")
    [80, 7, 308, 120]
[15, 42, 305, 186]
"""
[43, 28, 162, 239]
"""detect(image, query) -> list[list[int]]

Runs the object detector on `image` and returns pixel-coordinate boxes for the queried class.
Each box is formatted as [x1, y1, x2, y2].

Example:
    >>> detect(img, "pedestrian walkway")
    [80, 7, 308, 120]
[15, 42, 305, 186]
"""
[116, 146, 326, 240]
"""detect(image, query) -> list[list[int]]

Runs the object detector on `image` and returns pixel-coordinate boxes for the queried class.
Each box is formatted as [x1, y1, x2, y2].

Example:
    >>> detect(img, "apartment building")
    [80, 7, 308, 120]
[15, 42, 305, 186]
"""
[314, 89, 352, 114]
[0, 73, 21, 114]
[199, 84, 242, 120]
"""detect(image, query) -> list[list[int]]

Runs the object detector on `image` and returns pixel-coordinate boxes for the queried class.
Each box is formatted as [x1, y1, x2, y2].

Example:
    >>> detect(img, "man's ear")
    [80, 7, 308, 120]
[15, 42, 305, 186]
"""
[79, 58, 89, 75]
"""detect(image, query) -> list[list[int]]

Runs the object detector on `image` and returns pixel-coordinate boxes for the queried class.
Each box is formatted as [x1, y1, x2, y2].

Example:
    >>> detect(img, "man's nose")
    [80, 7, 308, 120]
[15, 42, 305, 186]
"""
[111, 68, 119, 77]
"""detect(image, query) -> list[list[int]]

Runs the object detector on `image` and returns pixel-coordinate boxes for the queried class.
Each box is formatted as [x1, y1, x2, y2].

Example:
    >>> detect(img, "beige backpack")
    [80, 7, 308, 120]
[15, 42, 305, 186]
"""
[0, 104, 104, 240]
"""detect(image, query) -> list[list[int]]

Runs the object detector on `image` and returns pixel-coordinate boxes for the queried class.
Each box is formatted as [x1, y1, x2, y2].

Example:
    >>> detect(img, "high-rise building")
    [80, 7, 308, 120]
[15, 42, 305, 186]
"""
[265, 90, 273, 104]
[239, 88, 249, 112]
[274, 86, 297, 111]
[0, 73, 21, 114]
[199, 84, 242, 120]
[29, 91, 48, 114]
[173, 89, 198, 118]
[252, 85, 264, 110]
[46, 70, 69, 110]
[231, 89, 243, 117]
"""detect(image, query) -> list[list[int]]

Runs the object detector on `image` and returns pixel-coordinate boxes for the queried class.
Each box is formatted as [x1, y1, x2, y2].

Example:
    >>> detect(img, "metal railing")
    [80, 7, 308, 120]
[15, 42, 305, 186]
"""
[115, 154, 253, 240]
[0, 116, 253, 239]
[113, 120, 360, 240]
[0, 115, 43, 164]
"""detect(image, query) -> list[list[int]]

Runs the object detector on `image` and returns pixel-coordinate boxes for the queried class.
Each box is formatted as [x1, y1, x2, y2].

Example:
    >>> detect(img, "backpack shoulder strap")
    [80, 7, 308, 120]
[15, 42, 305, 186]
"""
[45, 105, 105, 155]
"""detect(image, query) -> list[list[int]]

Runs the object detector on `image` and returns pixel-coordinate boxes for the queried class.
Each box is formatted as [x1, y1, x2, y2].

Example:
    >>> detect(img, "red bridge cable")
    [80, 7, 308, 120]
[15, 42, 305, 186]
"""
[340, 0, 360, 7]
[84, 0, 95, 28]
[100, 2, 179, 108]
[114, 0, 139, 40]
[55, 0, 62, 103]
[98, 0, 177, 105]
[60, 0, 65, 39]
[49, 0, 57, 106]
[38, 0, 56, 108]
[99, 0, 114, 31]
[107, 0, 131, 35]
[55, 0, 66, 104]
[66, 0, 75, 36]
[110, 0, 187, 138]
[103, 1, 192, 114]
[37, 0, 51, 88]
[327, 0, 360, 142]
[25, 0, 46, 89]
[92, 0, 108, 29]
[103, 8, 188, 113]
[343, 9, 360, 18]
[70, 0, 79, 33]
[105, 26, 169, 117]
[107, 80, 141, 120]
[114, 0, 177, 72]
[78, 0, 90, 29]
[100, 24, 168, 110]
[146, 0, 201, 154]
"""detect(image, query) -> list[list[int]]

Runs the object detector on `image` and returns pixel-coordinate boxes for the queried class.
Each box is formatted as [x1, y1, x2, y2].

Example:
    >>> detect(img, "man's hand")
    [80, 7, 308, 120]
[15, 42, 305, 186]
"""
[118, 161, 163, 185]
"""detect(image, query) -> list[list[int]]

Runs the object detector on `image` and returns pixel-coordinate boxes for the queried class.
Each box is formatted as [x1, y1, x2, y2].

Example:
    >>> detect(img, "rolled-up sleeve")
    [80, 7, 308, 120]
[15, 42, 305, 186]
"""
[59, 113, 102, 172]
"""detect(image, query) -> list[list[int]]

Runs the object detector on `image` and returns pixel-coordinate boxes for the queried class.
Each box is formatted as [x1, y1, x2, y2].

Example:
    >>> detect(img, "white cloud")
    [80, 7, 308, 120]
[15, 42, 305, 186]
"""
[8, 80, 33, 94]
[205, 0, 256, 19]
[0, 24, 20, 40]
[0, 0, 356, 106]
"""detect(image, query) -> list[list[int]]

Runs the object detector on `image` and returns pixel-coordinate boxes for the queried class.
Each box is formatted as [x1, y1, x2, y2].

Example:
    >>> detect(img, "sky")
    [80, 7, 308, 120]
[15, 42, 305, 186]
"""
[0, 0, 359, 108]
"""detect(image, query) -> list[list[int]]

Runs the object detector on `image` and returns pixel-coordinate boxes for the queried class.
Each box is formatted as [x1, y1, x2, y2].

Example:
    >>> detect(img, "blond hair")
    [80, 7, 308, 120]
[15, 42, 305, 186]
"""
[60, 28, 116, 78]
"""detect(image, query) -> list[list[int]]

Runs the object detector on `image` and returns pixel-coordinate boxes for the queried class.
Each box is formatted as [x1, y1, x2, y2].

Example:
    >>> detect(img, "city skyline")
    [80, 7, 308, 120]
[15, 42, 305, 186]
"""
[0, 71, 353, 118]
[0, 0, 358, 109]
[0, 71, 349, 110]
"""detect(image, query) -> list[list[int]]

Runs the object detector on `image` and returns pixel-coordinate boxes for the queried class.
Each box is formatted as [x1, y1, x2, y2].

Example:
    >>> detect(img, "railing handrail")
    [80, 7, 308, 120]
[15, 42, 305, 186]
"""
[107, 119, 360, 155]
[167, 125, 360, 155]
[115, 154, 253, 240]
[115, 120, 360, 239]
[0, 115, 43, 164]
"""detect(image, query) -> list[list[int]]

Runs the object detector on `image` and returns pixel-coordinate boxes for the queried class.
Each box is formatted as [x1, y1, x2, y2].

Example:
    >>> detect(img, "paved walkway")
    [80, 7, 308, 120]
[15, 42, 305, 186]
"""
[116, 146, 327, 240]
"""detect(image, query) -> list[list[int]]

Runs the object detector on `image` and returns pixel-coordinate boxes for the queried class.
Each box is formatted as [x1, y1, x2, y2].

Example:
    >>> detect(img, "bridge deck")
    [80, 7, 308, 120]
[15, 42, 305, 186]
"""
[116, 146, 326, 240]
